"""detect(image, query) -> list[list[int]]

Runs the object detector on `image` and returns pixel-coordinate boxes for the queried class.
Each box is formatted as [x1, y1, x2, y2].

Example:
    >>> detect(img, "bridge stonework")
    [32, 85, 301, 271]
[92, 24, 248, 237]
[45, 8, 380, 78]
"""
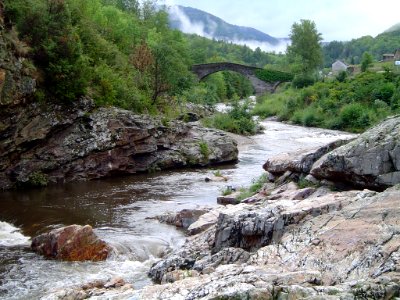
[191, 62, 280, 95]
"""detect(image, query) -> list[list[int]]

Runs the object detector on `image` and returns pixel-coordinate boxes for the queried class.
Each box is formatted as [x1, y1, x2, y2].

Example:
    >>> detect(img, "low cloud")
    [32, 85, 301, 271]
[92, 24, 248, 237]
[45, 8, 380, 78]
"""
[231, 39, 289, 54]
[169, 5, 213, 39]
[168, 5, 289, 54]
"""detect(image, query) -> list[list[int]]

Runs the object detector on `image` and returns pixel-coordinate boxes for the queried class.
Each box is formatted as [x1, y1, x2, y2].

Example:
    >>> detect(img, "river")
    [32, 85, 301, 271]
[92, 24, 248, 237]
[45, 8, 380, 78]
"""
[0, 120, 354, 299]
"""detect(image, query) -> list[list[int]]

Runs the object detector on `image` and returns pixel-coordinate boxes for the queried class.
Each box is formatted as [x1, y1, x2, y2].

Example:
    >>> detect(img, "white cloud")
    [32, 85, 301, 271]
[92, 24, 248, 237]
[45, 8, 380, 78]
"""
[168, 5, 288, 53]
[169, 5, 213, 38]
[169, 0, 400, 41]
[231, 39, 289, 54]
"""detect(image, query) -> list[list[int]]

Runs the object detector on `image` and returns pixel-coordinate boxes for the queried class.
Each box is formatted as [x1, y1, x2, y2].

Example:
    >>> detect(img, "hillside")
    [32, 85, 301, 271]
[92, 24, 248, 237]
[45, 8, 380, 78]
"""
[385, 22, 400, 33]
[323, 27, 400, 66]
[168, 5, 285, 48]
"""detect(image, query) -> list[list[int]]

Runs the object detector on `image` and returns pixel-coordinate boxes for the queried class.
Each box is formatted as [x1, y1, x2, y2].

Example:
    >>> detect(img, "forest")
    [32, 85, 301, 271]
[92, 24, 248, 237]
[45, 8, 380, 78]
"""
[3, 0, 288, 113]
[3, 0, 400, 134]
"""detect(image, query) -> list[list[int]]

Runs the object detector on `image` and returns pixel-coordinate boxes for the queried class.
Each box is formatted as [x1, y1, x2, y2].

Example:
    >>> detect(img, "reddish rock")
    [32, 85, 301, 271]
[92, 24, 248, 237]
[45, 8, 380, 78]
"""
[31, 225, 109, 261]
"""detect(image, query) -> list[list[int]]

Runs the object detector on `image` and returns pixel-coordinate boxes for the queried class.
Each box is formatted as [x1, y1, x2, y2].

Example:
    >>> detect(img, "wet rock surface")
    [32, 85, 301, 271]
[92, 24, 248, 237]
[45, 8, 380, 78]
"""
[155, 208, 211, 230]
[0, 102, 238, 189]
[31, 224, 110, 261]
[40, 277, 135, 300]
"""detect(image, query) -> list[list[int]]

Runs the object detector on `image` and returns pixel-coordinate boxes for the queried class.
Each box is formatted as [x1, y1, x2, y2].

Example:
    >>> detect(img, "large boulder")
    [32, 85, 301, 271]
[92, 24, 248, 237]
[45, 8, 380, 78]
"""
[0, 103, 238, 189]
[263, 139, 353, 175]
[31, 225, 110, 261]
[311, 115, 400, 189]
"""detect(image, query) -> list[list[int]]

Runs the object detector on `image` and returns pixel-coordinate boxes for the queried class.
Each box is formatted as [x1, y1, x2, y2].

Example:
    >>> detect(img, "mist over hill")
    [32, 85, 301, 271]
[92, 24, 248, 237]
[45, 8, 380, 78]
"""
[168, 5, 289, 53]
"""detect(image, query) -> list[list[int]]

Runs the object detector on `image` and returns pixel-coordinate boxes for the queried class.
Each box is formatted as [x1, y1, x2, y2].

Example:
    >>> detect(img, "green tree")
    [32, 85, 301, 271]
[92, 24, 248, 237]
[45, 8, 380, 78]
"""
[287, 19, 323, 75]
[361, 52, 373, 72]
[146, 23, 193, 103]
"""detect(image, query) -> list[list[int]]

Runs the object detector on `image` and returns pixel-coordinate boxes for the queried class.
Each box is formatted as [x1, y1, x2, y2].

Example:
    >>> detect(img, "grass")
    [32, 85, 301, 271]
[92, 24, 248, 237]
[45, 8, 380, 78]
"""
[199, 141, 210, 161]
[213, 170, 223, 177]
[221, 186, 234, 196]
[236, 173, 268, 201]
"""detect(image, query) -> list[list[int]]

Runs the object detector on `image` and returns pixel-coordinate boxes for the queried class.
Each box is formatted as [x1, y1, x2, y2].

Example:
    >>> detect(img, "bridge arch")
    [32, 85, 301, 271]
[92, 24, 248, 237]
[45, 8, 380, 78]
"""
[191, 62, 283, 95]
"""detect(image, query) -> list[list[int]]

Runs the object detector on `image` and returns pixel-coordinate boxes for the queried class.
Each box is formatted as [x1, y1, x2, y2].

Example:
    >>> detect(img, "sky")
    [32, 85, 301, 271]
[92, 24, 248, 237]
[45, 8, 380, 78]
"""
[162, 0, 399, 42]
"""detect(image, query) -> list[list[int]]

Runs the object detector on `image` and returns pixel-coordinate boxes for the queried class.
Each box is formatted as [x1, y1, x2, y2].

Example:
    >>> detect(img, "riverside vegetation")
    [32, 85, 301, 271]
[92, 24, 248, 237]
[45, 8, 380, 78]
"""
[4, 0, 400, 136]
[253, 69, 400, 133]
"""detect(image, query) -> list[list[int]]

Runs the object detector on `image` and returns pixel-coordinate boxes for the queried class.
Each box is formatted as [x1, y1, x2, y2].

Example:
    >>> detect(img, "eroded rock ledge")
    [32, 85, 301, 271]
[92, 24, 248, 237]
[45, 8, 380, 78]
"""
[0, 99, 238, 189]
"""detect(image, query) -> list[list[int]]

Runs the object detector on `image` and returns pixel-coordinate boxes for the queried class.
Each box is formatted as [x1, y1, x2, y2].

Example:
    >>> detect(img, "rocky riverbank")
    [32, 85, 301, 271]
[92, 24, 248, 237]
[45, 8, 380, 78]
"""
[0, 7, 237, 190]
[0, 98, 238, 190]
[141, 116, 400, 299]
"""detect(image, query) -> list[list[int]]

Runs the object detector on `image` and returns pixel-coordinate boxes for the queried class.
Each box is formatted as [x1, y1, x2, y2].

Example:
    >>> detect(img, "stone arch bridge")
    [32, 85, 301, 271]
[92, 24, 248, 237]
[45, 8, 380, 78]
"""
[191, 62, 284, 95]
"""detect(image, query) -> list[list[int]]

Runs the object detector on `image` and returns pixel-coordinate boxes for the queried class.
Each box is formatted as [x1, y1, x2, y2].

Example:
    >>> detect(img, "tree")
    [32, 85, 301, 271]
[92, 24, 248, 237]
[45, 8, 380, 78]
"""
[361, 52, 373, 72]
[287, 19, 323, 75]
[146, 24, 193, 103]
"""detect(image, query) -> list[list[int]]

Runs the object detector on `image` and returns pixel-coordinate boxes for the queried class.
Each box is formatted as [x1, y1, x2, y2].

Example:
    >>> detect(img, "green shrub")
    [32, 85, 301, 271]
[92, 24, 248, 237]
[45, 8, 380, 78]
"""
[292, 74, 315, 88]
[339, 103, 371, 131]
[336, 70, 347, 82]
[27, 171, 48, 188]
[372, 82, 395, 104]
[254, 69, 294, 83]
[202, 100, 258, 135]
[199, 141, 210, 160]
[291, 105, 324, 127]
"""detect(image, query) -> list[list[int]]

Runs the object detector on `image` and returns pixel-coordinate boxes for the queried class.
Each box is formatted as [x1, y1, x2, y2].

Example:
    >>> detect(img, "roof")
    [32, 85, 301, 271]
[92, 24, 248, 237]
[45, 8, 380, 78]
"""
[332, 60, 348, 68]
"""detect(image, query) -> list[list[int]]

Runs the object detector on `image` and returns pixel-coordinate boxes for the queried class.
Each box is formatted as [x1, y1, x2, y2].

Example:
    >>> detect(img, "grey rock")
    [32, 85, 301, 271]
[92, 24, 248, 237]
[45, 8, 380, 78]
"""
[156, 208, 211, 230]
[263, 139, 354, 175]
[143, 185, 400, 299]
[311, 115, 400, 189]
[0, 105, 238, 189]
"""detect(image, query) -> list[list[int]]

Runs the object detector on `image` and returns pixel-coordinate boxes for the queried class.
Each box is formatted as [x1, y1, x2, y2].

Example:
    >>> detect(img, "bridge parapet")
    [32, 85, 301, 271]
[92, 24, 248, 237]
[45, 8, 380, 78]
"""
[191, 62, 292, 95]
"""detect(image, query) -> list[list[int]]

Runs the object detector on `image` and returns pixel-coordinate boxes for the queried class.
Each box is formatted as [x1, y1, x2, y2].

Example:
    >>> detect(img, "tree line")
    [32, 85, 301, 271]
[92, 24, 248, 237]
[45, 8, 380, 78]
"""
[3, 0, 290, 112]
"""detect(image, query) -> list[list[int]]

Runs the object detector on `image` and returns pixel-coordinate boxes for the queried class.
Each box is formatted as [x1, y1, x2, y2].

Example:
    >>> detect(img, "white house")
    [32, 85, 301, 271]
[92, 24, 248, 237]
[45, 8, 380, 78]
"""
[332, 60, 348, 74]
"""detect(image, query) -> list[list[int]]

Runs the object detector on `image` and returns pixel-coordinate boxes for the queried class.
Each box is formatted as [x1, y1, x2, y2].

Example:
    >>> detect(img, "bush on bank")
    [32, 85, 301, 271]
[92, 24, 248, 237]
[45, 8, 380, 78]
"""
[253, 71, 400, 132]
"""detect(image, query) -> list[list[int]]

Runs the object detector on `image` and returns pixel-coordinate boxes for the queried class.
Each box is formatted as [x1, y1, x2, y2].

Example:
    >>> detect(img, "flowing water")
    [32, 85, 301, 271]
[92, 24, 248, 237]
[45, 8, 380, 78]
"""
[0, 120, 354, 299]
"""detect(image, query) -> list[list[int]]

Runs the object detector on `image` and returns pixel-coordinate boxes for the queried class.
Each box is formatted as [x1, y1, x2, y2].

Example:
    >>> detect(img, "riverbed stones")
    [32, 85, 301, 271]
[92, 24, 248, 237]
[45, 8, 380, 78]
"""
[311, 115, 400, 189]
[31, 224, 110, 261]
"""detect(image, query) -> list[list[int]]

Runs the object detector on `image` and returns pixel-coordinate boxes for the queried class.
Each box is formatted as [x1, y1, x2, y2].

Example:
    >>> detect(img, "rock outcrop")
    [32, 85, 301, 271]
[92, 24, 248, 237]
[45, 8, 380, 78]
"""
[0, 100, 238, 189]
[311, 115, 400, 189]
[263, 139, 353, 175]
[31, 225, 110, 261]
[145, 183, 400, 299]
[145, 120, 400, 299]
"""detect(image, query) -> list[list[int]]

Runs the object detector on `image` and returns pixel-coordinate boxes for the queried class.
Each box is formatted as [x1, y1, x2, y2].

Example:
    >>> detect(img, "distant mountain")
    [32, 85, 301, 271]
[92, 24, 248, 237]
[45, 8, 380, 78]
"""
[168, 5, 288, 52]
[384, 23, 400, 33]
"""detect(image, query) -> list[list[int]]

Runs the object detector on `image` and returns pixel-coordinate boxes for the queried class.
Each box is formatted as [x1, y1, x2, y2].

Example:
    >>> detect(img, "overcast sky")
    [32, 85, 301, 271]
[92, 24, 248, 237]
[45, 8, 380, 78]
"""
[162, 0, 399, 42]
